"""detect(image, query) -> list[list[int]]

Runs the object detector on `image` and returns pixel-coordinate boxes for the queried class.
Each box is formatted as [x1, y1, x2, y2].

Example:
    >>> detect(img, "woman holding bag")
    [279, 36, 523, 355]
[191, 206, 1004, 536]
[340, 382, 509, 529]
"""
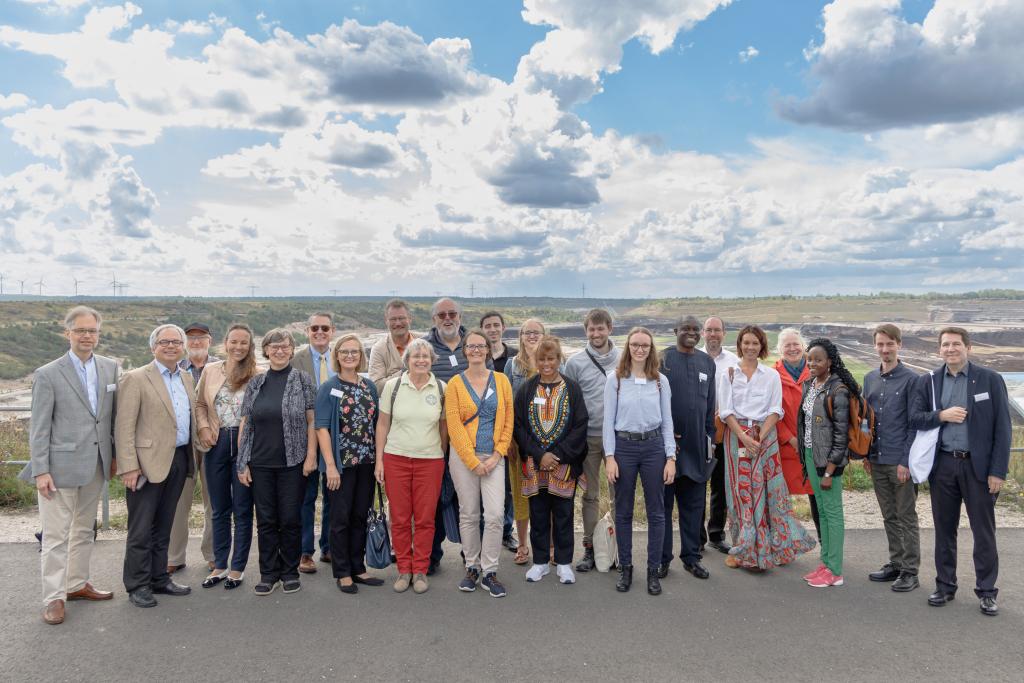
[314, 334, 383, 594]
[797, 338, 860, 588]
[446, 329, 515, 598]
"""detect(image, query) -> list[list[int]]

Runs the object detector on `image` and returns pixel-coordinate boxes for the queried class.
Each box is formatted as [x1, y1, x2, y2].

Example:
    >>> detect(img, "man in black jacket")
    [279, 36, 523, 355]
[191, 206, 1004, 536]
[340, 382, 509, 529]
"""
[910, 327, 1011, 617]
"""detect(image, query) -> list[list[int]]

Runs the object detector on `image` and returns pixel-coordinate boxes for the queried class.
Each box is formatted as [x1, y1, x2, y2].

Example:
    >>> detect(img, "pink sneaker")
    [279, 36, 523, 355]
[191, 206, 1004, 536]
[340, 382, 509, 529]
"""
[802, 564, 827, 582]
[808, 568, 844, 588]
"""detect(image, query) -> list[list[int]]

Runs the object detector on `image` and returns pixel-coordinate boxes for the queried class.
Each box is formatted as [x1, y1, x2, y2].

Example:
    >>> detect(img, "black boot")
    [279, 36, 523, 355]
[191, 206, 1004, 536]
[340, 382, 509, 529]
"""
[616, 564, 633, 592]
[647, 568, 662, 595]
[576, 544, 596, 573]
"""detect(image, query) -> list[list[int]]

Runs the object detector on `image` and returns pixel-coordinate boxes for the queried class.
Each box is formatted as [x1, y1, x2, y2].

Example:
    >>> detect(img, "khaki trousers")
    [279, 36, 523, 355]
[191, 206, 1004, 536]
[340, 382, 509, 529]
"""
[580, 435, 614, 544]
[38, 459, 104, 605]
[168, 450, 213, 566]
[450, 451, 506, 574]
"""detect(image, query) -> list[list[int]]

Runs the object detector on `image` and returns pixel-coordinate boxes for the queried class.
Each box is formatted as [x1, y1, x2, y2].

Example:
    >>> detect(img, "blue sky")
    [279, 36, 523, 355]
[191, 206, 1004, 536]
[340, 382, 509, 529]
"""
[1, 0, 1021, 298]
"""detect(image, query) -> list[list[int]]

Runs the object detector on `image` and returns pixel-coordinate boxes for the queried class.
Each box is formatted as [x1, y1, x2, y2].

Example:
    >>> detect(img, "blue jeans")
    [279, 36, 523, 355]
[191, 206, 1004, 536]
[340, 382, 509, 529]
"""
[204, 427, 253, 572]
[613, 436, 666, 570]
[301, 469, 331, 556]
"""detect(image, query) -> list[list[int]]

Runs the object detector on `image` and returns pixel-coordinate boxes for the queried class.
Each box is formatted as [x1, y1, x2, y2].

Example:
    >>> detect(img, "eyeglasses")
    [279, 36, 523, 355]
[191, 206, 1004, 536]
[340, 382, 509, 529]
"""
[386, 316, 409, 324]
[337, 350, 361, 358]
[464, 344, 488, 351]
[629, 343, 651, 351]
[522, 331, 543, 338]
[267, 343, 292, 352]
[70, 328, 99, 336]
[308, 325, 332, 333]
[156, 339, 184, 348]
[435, 311, 459, 319]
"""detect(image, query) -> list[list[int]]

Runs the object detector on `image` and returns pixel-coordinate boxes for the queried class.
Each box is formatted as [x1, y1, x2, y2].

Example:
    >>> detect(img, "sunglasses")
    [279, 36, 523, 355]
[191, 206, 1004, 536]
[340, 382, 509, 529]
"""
[308, 325, 332, 333]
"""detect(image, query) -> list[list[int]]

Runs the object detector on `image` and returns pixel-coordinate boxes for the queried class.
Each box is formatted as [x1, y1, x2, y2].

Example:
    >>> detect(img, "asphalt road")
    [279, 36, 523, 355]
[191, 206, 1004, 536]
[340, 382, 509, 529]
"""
[2, 529, 1023, 682]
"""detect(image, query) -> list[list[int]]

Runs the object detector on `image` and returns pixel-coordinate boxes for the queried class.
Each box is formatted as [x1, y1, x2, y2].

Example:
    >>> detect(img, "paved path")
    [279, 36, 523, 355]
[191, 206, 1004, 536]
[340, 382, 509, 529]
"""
[2, 530, 1023, 682]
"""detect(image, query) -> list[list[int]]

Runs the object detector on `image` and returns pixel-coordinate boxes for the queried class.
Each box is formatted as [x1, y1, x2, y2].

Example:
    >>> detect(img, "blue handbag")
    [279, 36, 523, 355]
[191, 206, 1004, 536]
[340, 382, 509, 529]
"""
[365, 484, 393, 570]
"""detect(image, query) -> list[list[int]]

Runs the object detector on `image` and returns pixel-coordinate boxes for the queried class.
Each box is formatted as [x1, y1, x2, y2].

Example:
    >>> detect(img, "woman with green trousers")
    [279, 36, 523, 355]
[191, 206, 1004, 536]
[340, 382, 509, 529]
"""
[797, 338, 860, 588]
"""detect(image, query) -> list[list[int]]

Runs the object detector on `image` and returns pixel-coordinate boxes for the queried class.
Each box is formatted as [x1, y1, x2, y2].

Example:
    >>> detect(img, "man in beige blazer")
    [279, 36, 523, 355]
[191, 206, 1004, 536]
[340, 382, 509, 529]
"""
[116, 324, 198, 608]
[20, 306, 117, 625]
[368, 298, 418, 393]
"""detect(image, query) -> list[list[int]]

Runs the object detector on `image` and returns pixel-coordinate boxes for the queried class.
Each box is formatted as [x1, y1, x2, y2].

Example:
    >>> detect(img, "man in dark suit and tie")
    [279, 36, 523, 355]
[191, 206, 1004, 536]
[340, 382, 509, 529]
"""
[116, 324, 198, 608]
[21, 306, 117, 625]
[911, 326, 1011, 617]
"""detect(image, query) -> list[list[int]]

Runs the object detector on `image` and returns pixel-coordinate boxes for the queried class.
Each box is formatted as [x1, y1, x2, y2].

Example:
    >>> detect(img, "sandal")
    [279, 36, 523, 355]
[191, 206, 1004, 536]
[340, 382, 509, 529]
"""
[514, 546, 530, 565]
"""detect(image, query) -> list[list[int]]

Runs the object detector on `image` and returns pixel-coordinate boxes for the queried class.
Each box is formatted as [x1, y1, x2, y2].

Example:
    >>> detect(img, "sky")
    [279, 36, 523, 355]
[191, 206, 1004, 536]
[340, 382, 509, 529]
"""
[1, 0, 1022, 299]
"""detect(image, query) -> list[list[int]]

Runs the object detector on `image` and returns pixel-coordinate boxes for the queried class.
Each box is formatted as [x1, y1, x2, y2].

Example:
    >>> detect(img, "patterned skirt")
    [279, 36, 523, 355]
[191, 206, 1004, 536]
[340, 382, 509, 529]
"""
[724, 424, 815, 569]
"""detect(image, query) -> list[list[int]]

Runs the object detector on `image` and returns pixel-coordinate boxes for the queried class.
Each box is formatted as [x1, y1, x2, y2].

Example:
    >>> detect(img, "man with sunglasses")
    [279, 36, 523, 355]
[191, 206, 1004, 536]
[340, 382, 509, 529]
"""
[292, 312, 337, 573]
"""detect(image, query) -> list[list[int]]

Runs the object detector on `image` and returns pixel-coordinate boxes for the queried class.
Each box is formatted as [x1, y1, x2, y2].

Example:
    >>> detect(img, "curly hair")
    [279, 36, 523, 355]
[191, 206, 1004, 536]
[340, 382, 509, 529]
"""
[806, 337, 860, 398]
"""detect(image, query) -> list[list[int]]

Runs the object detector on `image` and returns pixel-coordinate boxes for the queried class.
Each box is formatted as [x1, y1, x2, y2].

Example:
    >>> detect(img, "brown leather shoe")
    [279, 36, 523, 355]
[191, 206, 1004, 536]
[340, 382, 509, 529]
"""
[167, 564, 186, 574]
[43, 600, 65, 625]
[67, 583, 113, 601]
[298, 555, 317, 574]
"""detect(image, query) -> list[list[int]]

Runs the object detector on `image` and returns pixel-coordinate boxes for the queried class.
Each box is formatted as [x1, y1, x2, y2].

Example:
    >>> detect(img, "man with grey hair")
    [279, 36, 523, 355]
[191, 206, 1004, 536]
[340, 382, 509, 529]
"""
[698, 315, 737, 554]
[21, 306, 117, 624]
[369, 299, 418, 393]
[116, 324, 197, 608]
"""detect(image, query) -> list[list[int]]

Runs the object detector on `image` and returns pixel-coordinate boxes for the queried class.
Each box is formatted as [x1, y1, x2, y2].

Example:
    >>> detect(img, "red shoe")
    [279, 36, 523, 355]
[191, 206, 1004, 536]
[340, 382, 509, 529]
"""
[808, 568, 844, 588]
[802, 564, 827, 583]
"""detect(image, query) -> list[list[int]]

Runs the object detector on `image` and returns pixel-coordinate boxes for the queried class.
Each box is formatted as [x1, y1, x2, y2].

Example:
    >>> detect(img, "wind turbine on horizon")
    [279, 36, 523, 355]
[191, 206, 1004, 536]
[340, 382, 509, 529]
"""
[73, 277, 85, 297]
[36, 278, 45, 296]
[109, 273, 120, 297]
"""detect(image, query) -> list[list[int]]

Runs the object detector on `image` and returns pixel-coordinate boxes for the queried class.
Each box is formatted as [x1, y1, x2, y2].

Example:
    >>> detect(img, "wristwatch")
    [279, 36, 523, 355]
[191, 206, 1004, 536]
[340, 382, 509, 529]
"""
[823, 472, 832, 479]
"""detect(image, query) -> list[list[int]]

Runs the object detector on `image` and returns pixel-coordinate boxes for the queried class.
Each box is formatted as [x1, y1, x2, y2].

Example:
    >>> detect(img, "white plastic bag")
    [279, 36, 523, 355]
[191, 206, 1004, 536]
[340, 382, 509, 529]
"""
[592, 511, 618, 573]
[909, 372, 939, 484]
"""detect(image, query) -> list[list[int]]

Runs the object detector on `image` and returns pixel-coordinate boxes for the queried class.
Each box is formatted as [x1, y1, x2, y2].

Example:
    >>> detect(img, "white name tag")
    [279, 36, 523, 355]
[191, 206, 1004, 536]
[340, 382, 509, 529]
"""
[484, 387, 494, 400]
[974, 392, 990, 402]
[106, 384, 117, 393]
[330, 388, 344, 399]
[634, 377, 647, 385]
[533, 397, 547, 405]
[699, 372, 708, 382]
[448, 354, 458, 367]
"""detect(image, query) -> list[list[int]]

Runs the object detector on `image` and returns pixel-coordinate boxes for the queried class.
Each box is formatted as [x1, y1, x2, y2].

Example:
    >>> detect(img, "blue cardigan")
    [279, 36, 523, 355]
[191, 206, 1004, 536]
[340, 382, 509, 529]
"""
[314, 375, 379, 471]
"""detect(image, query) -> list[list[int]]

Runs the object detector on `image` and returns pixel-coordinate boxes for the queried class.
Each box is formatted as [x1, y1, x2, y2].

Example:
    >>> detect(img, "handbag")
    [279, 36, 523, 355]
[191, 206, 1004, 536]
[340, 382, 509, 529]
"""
[908, 372, 940, 484]
[592, 511, 618, 573]
[365, 484, 393, 570]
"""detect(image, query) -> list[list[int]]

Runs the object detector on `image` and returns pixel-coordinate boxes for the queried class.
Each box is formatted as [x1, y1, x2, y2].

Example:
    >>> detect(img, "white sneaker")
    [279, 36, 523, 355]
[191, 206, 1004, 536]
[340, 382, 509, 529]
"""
[556, 564, 576, 584]
[525, 564, 550, 582]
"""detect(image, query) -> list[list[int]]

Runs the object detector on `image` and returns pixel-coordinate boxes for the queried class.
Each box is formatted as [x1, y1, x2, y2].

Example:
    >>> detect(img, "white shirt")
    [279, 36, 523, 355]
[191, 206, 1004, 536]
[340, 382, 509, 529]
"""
[717, 362, 783, 423]
[700, 346, 739, 376]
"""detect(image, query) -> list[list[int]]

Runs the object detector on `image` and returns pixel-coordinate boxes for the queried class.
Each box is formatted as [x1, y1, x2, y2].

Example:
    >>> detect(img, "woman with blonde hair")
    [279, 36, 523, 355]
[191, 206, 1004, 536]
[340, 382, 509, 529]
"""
[603, 327, 676, 595]
[314, 334, 382, 594]
[196, 324, 261, 590]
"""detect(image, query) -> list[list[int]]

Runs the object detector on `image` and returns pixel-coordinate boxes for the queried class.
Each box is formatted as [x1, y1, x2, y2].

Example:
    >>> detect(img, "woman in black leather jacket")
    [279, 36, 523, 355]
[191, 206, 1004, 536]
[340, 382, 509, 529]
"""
[797, 338, 860, 588]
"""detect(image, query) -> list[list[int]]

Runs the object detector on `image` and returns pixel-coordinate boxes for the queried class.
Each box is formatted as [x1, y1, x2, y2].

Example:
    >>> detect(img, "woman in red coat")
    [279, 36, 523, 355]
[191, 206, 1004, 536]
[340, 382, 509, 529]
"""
[774, 328, 819, 537]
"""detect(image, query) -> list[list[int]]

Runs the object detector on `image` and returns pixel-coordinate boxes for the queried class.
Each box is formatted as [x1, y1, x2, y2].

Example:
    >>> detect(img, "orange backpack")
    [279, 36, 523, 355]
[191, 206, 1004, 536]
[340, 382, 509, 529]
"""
[825, 387, 875, 459]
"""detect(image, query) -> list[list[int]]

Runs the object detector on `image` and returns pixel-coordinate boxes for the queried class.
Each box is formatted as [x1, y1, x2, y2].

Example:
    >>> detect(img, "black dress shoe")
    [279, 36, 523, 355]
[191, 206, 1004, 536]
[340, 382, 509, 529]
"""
[927, 590, 955, 606]
[616, 565, 633, 593]
[647, 568, 662, 595]
[129, 587, 157, 608]
[980, 597, 998, 617]
[337, 580, 358, 594]
[684, 562, 710, 579]
[869, 563, 900, 582]
[202, 571, 228, 588]
[152, 581, 191, 596]
[224, 575, 244, 590]
[707, 539, 731, 555]
[352, 575, 385, 586]
[656, 562, 669, 579]
[891, 573, 919, 593]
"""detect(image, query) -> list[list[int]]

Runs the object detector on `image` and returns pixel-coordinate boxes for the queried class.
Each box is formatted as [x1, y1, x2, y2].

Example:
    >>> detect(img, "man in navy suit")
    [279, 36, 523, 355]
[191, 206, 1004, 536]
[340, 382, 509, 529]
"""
[911, 326, 1011, 617]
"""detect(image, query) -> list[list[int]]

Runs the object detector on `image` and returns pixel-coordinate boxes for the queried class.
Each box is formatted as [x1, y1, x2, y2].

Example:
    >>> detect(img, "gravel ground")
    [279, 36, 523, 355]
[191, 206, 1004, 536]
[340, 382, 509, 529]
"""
[3, 490, 1023, 543]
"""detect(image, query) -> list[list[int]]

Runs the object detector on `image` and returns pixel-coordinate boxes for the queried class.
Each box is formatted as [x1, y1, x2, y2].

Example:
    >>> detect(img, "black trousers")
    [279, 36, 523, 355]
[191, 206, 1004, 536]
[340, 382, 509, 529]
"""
[931, 452, 999, 598]
[123, 447, 188, 592]
[251, 464, 305, 584]
[529, 490, 575, 565]
[327, 462, 375, 579]
[700, 442, 727, 545]
[662, 475, 706, 565]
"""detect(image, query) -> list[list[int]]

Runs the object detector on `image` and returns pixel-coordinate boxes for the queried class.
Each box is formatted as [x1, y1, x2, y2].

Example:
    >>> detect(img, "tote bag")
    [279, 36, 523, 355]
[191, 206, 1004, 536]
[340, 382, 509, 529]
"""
[365, 484, 393, 570]
[592, 511, 618, 573]
[908, 372, 940, 484]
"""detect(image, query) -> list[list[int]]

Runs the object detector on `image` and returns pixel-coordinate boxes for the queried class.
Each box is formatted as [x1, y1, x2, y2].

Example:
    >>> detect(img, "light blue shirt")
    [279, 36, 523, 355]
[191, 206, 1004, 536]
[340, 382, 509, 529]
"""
[69, 351, 98, 414]
[310, 347, 337, 385]
[602, 372, 675, 458]
[156, 361, 191, 447]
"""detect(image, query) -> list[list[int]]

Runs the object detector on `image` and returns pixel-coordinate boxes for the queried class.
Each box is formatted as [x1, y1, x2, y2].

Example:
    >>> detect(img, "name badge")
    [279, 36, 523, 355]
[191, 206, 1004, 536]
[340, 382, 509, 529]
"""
[533, 397, 547, 405]
[974, 392, 990, 402]
[448, 354, 458, 367]
[699, 372, 708, 382]
[106, 384, 117, 393]
[330, 388, 344, 399]
[634, 377, 647, 385]
[484, 387, 494, 400]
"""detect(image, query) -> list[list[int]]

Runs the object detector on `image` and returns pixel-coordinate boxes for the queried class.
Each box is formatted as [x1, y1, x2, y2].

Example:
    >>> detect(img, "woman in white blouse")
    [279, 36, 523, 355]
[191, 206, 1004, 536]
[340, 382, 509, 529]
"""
[717, 325, 815, 571]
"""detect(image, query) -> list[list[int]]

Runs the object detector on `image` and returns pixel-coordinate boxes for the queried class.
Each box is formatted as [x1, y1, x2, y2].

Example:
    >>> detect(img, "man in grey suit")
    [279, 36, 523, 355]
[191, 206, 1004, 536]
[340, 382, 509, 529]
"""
[291, 311, 335, 572]
[21, 306, 117, 625]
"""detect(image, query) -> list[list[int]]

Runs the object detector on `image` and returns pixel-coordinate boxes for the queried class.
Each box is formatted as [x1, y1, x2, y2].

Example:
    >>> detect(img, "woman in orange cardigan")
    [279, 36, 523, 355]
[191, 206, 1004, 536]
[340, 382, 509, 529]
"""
[446, 329, 514, 598]
[774, 327, 819, 537]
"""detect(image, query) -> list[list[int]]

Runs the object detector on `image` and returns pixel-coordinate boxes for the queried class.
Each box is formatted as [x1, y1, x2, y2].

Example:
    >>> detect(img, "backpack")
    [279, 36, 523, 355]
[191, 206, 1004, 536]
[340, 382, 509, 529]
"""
[592, 511, 618, 572]
[825, 386, 875, 459]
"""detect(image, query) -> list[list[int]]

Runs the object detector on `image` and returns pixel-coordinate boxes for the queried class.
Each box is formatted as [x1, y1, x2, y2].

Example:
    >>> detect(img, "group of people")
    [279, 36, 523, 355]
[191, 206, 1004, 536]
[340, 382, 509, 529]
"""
[21, 300, 1013, 625]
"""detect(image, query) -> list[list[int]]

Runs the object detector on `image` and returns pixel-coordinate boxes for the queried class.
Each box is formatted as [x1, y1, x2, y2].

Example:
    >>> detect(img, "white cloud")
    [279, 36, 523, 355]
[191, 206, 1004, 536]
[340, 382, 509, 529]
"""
[778, 0, 1024, 130]
[0, 92, 31, 110]
[738, 45, 759, 62]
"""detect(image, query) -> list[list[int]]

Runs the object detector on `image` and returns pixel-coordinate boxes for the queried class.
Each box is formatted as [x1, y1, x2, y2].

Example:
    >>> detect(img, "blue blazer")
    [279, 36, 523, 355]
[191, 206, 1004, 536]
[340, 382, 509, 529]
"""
[909, 361, 1012, 483]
